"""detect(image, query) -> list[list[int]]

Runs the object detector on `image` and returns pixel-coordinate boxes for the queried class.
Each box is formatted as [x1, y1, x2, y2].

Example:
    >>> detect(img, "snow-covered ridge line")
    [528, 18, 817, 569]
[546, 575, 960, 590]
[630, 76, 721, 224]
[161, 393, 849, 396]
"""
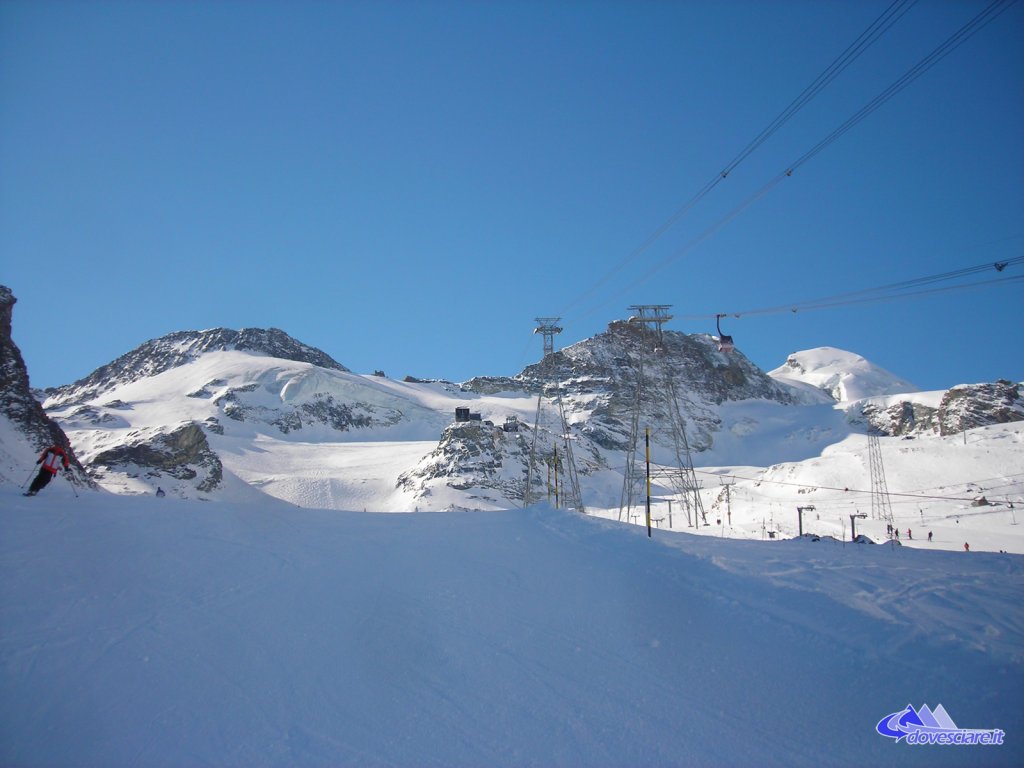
[44, 327, 349, 408]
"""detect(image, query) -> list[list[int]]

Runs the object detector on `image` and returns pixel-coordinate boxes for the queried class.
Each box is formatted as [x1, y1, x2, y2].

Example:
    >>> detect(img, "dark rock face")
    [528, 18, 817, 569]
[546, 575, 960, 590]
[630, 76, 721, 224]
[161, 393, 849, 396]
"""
[854, 381, 1022, 437]
[46, 327, 349, 407]
[938, 381, 1024, 436]
[520, 320, 790, 403]
[282, 395, 373, 433]
[211, 386, 382, 434]
[398, 421, 534, 504]
[91, 422, 223, 493]
[0, 285, 85, 472]
[858, 400, 939, 437]
[429, 321, 807, 503]
[469, 321, 794, 456]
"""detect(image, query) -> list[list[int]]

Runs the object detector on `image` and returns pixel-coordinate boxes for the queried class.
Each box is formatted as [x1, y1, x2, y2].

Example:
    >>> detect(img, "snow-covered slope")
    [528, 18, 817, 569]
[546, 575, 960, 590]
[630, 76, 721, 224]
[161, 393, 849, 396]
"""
[770, 346, 919, 402]
[2, 491, 1020, 767]
[653, 420, 1024, 555]
[43, 327, 350, 407]
[47, 347, 540, 510]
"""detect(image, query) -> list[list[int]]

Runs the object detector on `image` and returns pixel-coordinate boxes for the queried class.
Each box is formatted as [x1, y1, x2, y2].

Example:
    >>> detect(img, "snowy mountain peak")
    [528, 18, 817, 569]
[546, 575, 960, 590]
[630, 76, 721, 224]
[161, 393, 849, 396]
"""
[768, 346, 918, 402]
[45, 327, 348, 408]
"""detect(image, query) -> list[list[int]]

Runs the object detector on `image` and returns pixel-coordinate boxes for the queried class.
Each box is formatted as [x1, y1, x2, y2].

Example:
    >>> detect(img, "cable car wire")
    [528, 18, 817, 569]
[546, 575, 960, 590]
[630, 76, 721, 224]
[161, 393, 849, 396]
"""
[720, 0, 919, 179]
[556, 0, 918, 318]
[787, 0, 1019, 175]
[565, 0, 1019, 324]
[678, 256, 1024, 321]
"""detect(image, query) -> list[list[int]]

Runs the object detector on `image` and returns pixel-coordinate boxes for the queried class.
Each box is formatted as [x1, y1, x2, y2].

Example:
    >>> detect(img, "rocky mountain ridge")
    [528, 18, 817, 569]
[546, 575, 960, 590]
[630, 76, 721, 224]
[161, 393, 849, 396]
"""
[45, 327, 349, 408]
[465, 320, 800, 453]
[3, 306, 1021, 509]
[856, 380, 1024, 437]
[89, 422, 223, 494]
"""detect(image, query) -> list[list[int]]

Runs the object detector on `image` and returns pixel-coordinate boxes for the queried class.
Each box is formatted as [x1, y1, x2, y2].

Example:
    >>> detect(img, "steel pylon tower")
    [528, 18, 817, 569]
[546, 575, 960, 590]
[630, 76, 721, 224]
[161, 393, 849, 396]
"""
[867, 433, 895, 524]
[661, 369, 708, 527]
[627, 305, 673, 346]
[618, 305, 706, 526]
[533, 317, 563, 359]
[523, 318, 584, 512]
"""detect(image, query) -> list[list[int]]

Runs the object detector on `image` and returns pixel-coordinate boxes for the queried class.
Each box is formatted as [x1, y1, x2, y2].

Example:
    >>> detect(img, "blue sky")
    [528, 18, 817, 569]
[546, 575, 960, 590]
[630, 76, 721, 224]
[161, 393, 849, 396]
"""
[2, 0, 1021, 392]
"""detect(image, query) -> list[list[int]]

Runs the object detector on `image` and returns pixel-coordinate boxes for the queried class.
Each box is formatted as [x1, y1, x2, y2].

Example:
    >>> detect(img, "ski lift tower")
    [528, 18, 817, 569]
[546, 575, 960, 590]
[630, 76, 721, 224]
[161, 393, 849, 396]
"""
[867, 432, 895, 525]
[619, 305, 706, 528]
[524, 317, 584, 513]
[534, 317, 563, 358]
[627, 305, 673, 346]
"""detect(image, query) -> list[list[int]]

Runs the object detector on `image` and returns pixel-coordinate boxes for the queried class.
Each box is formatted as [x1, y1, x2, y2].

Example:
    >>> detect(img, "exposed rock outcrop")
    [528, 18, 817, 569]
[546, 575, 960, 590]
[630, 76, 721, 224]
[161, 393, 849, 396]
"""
[857, 400, 939, 437]
[938, 380, 1024, 436]
[854, 381, 1022, 437]
[91, 421, 223, 494]
[0, 285, 88, 482]
[465, 320, 795, 458]
[398, 421, 535, 506]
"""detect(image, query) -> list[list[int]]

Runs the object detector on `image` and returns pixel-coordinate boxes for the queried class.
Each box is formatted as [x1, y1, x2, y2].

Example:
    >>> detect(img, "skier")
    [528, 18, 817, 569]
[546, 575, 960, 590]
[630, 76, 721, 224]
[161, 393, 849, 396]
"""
[927, 531, 933, 542]
[907, 528, 912, 540]
[964, 542, 970, 552]
[24, 444, 70, 496]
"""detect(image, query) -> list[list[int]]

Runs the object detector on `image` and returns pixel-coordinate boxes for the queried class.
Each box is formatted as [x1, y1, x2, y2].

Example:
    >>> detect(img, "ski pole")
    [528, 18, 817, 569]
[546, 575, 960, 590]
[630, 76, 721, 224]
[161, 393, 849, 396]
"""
[65, 471, 79, 499]
[22, 468, 36, 489]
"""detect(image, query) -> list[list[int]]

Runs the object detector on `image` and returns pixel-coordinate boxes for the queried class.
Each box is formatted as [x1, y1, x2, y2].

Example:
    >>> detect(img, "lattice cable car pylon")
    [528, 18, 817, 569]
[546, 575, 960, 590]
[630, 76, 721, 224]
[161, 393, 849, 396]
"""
[867, 432, 895, 524]
[523, 318, 585, 512]
[618, 305, 705, 526]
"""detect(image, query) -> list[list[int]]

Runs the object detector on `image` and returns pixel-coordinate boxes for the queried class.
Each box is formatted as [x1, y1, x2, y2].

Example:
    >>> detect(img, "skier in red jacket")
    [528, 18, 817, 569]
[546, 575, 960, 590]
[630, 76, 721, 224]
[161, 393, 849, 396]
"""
[24, 445, 70, 496]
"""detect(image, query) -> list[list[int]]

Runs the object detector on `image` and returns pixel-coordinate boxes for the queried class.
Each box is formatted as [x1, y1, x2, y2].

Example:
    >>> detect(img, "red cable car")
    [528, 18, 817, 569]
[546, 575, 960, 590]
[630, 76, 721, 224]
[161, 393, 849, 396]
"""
[716, 314, 734, 353]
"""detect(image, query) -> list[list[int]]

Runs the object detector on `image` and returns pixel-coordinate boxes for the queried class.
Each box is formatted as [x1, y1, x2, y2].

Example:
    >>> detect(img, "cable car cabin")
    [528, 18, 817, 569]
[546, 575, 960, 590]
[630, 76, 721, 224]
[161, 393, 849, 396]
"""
[715, 314, 734, 353]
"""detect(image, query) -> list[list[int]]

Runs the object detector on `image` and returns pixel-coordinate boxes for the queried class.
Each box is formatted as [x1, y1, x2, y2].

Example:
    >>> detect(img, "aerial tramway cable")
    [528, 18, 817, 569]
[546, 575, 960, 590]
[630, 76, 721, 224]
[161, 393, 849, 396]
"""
[719, 0, 919, 179]
[557, 0, 918, 319]
[786, 0, 1020, 175]
[681, 257, 1024, 322]
[564, 0, 1019, 325]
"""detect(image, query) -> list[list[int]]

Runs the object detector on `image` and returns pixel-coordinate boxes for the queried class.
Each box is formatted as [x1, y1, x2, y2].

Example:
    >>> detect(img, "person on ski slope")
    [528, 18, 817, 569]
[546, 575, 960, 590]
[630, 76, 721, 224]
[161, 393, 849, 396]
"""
[25, 444, 70, 496]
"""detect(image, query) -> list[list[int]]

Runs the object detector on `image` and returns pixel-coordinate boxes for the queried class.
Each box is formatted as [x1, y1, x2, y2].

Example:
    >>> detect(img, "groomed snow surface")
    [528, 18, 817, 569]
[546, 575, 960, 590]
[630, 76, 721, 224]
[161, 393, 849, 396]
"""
[2, 488, 1021, 767]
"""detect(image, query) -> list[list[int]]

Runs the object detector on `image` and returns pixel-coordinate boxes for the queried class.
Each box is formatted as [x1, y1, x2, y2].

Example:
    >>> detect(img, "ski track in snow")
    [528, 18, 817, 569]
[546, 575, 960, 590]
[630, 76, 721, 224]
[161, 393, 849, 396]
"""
[1, 489, 1021, 767]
